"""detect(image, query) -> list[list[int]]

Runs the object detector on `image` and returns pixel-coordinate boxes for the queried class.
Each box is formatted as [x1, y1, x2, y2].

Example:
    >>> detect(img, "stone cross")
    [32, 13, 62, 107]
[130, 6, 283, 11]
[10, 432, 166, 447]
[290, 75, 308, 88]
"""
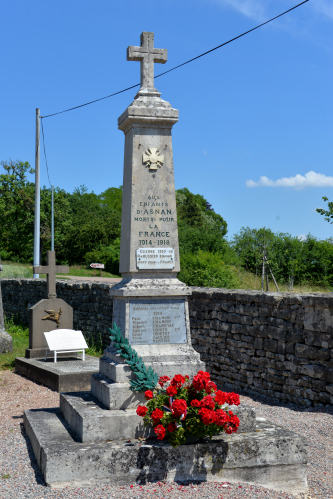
[33, 251, 69, 299]
[127, 32, 167, 92]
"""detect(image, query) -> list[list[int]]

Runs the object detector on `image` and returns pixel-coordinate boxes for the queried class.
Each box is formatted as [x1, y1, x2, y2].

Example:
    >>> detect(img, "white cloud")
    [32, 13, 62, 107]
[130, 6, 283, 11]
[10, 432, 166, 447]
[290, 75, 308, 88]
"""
[314, 0, 333, 20]
[220, 0, 266, 21]
[212, 0, 333, 22]
[297, 234, 307, 241]
[246, 171, 333, 190]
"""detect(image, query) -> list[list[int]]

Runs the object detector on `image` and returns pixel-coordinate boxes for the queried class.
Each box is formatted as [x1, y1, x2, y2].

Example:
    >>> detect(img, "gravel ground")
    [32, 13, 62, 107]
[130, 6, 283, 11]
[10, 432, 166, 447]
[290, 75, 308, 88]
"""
[0, 370, 332, 499]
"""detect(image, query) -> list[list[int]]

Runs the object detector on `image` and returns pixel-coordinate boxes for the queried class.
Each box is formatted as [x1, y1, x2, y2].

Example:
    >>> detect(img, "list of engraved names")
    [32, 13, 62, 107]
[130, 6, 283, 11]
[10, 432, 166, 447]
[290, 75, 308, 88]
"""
[129, 299, 187, 345]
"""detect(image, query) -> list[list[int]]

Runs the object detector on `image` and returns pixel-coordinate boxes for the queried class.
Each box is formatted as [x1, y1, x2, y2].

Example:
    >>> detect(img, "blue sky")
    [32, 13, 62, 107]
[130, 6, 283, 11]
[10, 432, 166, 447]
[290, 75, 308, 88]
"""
[1, 0, 332, 241]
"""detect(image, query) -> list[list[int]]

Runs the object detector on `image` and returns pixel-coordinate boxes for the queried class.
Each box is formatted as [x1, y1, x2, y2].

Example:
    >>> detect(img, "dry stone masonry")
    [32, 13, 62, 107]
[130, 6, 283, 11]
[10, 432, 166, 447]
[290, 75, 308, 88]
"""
[190, 288, 333, 407]
[2, 278, 332, 406]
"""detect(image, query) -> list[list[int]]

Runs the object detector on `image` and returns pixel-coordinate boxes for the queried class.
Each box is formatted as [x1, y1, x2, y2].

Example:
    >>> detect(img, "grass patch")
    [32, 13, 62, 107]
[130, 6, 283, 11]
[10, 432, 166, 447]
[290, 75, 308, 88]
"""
[235, 267, 331, 294]
[83, 330, 105, 357]
[58, 265, 120, 278]
[1, 260, 120, 279]
[1, 261, 33, 278]
[0, 318, 29, 370]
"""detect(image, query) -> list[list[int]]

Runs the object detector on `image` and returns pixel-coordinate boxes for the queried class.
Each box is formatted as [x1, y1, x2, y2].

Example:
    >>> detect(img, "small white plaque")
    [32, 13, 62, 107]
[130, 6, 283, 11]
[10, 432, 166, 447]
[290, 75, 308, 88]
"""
[136, 248, 174, 269]
[44, 330, 88, 351]
[129, 299, 187, 345]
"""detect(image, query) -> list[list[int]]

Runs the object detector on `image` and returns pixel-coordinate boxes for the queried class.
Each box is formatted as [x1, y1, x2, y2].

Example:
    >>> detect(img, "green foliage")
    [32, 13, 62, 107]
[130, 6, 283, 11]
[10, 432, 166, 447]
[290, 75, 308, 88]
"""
[100, 186, 123, 213]
[0, 263, 32, 278]
[178, 251, 240, 288]
[83, 330, 104, 357]
[109, 323, 158, 391]
[232, 227, 333, 288]
[0, 317, 29, 370]
[85, 238, 120, 275]
[176, 188, 228, 254]
[316, 196, 333, 224]
[59, 186, 121, 265]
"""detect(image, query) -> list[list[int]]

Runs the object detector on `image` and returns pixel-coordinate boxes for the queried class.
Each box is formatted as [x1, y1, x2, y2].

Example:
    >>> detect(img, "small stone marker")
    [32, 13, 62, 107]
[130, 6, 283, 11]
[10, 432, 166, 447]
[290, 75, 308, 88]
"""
[25, 250, 73, 359]
[0, 262, 13, 353]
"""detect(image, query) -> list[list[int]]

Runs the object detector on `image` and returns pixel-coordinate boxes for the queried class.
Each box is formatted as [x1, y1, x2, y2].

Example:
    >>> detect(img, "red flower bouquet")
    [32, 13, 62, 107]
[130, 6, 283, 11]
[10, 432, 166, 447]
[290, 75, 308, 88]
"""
[136, 370, 240, 447]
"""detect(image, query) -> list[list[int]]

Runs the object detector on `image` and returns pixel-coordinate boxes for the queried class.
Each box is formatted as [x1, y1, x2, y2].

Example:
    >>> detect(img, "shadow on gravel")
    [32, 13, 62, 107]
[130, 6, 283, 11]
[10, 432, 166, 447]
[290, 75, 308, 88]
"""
[220, 384, 333, 416]
[20, 423, 46, 486]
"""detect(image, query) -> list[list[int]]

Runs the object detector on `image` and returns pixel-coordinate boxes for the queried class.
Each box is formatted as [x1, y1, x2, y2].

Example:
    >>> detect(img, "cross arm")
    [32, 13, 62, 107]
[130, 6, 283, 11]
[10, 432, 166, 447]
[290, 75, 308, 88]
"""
[56, 265, 69, 274]
[127, 46, 144, 62]
[33, 265, 48, 274]
[151, 48, 167, 64]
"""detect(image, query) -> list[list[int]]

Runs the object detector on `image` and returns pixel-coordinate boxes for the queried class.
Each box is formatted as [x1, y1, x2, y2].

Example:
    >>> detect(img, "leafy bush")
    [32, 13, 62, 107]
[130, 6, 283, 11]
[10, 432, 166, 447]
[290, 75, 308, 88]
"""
[84, 238, 120, 275]
[178, 251, 240, 288]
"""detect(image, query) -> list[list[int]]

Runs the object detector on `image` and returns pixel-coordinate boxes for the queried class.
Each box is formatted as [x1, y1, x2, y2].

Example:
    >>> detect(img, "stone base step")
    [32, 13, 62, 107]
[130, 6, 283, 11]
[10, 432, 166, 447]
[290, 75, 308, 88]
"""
[60, 391, 257, 442]
[24, 407, 308, 494]
[15, 356, 99, 392]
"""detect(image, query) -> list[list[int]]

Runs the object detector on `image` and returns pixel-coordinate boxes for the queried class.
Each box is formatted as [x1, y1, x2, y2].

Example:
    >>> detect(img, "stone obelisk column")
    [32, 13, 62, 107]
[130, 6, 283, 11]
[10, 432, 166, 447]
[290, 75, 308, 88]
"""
[107, 32, 204, 376]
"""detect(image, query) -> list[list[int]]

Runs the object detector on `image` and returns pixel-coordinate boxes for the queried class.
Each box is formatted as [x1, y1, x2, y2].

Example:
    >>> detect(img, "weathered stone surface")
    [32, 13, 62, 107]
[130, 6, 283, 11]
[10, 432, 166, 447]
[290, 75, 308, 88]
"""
[0, 329, 13, 353]
[24, 407, 308, 493]
[15, 356, 99, 392]
[60, 391, 256, 441]
[91, 373, 146, 410]
[26, 297, 74, 358]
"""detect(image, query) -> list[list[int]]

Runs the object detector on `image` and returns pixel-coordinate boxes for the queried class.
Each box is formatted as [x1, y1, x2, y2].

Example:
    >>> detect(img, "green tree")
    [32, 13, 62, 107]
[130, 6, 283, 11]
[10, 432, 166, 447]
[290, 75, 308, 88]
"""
[61, 186, 121, 264]
[176, 188, 228, 254]
[232, 227, 333, 287]
[316, 196, 333, 224]
[0, 160, 35, 261]
[100, 186, 123, 214]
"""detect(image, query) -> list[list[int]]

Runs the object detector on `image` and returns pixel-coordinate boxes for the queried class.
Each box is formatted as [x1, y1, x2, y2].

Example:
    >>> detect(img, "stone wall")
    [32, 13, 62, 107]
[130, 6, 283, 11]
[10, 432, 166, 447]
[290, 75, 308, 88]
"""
[1, 279, 332, 406]
[189, 288, 333, 407]
[1, 278, 114, 347]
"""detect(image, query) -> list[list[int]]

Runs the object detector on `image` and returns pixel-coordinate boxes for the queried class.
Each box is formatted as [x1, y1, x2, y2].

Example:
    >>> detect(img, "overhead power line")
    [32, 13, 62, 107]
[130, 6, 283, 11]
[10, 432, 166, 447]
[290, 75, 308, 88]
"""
[41, 0, 309, 119]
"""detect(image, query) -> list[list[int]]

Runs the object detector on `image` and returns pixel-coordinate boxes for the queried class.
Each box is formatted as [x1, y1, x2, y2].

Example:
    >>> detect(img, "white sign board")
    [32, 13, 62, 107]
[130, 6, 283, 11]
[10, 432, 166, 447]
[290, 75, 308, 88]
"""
[129, 299, 187, 345]
[136, 248, 174, 269]
[44, 329, 88, 351]
[90, 263, 105, 269]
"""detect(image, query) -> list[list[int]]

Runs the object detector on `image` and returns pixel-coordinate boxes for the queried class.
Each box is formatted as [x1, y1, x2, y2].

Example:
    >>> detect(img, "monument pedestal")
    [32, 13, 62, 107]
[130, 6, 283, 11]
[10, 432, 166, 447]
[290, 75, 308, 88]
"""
[24, 403, 308, 494]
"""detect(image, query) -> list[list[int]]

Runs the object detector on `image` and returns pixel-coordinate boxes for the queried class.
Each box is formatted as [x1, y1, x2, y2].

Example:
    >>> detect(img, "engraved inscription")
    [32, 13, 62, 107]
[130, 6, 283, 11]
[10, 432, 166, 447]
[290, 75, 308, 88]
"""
[136, 248, 174, 269]
[133, 194, 176, 247]
[129, 300, 187, 345]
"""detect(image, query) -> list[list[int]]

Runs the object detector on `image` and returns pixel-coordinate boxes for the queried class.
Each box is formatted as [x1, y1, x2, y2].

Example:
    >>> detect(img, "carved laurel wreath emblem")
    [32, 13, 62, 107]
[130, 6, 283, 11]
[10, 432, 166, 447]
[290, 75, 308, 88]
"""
[142, 147, 164, 171]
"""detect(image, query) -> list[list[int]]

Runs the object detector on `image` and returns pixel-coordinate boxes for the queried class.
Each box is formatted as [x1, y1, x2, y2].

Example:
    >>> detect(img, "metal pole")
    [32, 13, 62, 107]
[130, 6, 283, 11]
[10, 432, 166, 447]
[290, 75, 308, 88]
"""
[51, 185, 54, 251]
[261, 228, 266, 292]
[33, 109, 40, 278]
[264, 255, 280, 292]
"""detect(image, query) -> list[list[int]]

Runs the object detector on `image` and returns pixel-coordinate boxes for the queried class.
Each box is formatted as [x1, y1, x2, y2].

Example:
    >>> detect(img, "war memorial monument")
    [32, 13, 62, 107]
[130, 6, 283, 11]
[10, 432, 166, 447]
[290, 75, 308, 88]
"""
[23, 32, 307, 493]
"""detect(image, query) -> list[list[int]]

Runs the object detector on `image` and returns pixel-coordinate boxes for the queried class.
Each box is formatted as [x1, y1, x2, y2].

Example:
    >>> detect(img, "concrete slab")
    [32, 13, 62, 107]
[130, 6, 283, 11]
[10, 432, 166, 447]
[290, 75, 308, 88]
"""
[15, 355, 99, 392]
[24, 408, 308, 494]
